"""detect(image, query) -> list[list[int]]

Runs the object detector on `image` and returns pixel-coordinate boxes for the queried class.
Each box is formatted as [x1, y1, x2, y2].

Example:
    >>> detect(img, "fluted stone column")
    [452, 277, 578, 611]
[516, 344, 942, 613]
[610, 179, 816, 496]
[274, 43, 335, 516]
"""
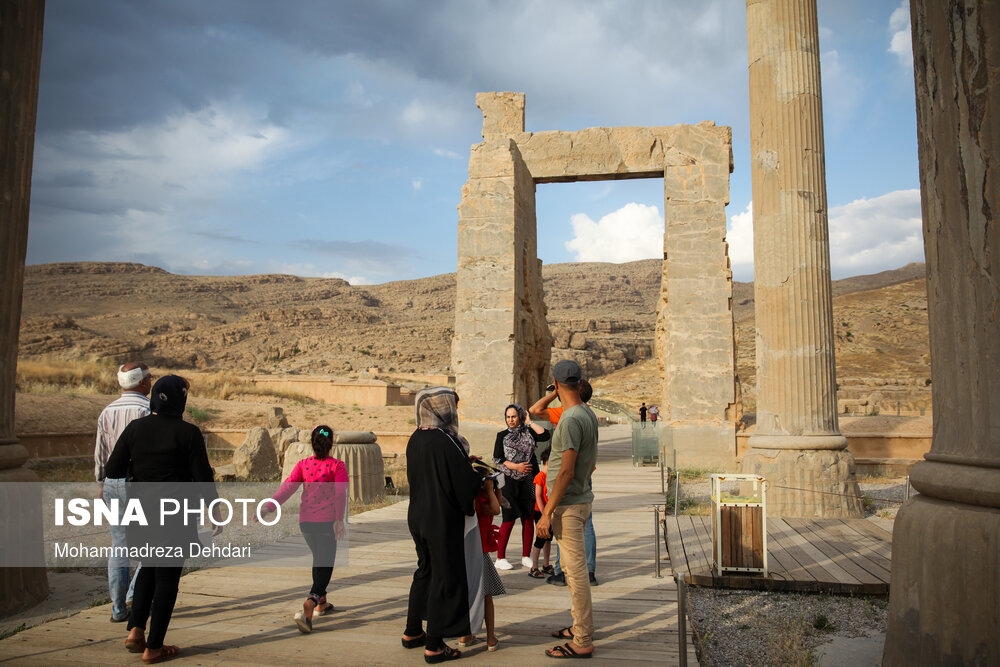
[883, 1, 999, 662]
[740, 0, 861, 517]
[0, 0, 49, 615]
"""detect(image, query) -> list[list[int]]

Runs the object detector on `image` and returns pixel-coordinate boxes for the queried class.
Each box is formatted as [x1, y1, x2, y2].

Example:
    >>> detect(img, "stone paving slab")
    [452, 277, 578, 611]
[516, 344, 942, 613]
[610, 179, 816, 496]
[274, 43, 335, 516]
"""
[0, 425, 695, 665]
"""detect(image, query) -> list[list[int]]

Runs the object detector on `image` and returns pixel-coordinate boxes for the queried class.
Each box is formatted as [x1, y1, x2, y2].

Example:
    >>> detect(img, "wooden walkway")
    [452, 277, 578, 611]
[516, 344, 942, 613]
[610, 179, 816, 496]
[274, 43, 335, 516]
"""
[666, 514, 893, 594]
[0, 425, 697, 665]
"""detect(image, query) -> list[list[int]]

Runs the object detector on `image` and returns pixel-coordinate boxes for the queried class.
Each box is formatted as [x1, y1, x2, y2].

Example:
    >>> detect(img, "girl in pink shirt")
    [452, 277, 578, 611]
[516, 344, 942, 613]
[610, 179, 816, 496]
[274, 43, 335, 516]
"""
[266, 425, 348, 634]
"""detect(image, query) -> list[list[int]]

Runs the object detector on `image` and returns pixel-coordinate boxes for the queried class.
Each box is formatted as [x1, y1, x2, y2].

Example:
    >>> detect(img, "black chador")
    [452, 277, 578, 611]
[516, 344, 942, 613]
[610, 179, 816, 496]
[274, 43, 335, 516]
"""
[404, 389, 485, 648]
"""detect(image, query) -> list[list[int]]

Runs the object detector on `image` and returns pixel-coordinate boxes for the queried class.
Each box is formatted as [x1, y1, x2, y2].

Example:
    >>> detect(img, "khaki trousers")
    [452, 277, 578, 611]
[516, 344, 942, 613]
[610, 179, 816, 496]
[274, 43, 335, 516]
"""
[551, 502, 594, 647]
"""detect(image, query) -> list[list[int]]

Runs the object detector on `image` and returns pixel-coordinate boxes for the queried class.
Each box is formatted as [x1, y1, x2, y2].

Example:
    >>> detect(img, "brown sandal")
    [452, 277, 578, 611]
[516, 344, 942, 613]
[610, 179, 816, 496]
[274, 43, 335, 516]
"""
[142, 645, 180, 664]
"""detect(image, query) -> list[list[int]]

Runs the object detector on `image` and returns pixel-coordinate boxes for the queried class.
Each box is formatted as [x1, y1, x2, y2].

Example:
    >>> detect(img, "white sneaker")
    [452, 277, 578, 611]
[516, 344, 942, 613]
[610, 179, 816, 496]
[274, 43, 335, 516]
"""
[495, 558, 513, 570]
[521, 556, 534, 568]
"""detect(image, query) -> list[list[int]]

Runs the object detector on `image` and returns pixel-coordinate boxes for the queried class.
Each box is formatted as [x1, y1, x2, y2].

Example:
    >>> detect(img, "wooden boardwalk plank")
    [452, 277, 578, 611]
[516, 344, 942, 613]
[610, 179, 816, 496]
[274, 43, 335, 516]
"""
[785, 519, 887, 592]
[666, 513, 893, 595]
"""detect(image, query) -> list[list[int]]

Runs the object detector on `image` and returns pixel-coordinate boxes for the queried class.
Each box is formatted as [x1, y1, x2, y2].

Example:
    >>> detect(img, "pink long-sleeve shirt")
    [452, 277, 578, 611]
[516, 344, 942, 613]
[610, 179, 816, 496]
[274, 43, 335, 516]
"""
[272, 455, 349, 523]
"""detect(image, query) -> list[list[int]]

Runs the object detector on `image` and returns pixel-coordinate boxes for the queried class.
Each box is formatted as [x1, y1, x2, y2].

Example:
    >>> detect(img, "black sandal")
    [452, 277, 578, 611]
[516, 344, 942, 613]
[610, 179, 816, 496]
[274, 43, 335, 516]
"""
[424, 645, 461, 663]
[546, 643, 592, 659]
[401, 633, 426, 649]
[551, 626, 574, 639]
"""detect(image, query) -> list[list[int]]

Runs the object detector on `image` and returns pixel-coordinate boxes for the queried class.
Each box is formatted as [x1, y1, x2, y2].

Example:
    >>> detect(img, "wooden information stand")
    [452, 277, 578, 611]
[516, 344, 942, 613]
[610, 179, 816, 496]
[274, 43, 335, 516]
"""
[710, 474, 768, 576]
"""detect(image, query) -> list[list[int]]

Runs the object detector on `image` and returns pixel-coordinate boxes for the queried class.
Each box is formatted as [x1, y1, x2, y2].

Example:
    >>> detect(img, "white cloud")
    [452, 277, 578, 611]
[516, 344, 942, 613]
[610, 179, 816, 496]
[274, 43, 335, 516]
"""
[344, 81, 374, 109]
[412, 179, 423, 192]
[726, 201, 754, 282]
[564, 203, 662, 263]
[722, 191, 923, 281]
[820, 49, 863, 127]
[433, 147, 462, 160]
[322, 271, 371, 285]
[888, 1, 913, 67]
[828, 189, 924, 278]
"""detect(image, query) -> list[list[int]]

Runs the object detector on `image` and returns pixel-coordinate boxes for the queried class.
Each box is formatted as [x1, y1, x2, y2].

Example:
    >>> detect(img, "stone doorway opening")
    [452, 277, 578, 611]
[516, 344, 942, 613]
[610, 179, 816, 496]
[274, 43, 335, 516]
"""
[534, 180, 665, 388]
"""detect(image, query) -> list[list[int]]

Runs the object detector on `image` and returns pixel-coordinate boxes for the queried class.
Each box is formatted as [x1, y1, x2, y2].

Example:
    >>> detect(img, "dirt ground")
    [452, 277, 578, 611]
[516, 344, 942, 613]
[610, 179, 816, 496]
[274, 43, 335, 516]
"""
[14, 391, 420, 436]
[15, 390, 932, 441]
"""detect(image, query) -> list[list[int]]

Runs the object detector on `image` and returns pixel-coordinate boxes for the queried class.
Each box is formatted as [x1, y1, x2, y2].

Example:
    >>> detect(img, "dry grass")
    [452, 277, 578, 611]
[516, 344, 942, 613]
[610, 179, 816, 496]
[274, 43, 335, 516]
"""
[16, 357, 119, 395]
[763, 614, 815, 665]
[16, 358, 316, 404]
[25, 456, 95, 482]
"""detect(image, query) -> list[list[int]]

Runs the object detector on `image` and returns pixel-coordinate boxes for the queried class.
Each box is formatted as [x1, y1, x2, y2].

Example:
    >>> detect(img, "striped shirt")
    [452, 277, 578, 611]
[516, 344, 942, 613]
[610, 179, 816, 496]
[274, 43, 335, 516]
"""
[95, 392, 150, 481]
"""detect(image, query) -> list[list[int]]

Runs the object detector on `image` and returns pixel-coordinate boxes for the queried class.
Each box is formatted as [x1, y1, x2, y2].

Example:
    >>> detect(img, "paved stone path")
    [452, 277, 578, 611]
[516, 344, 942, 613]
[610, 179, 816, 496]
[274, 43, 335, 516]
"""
[0, 424, 695, 665]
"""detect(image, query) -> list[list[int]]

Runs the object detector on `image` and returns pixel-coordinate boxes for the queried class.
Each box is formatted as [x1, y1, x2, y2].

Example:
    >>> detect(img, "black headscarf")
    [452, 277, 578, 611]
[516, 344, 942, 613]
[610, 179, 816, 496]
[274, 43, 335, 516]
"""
[150, 375, 188, 418]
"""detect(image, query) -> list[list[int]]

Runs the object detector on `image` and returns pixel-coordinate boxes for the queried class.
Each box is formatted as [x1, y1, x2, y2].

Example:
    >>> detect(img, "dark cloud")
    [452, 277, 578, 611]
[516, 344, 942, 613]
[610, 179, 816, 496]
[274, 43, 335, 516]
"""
[37, 0, 750, 138]
[191, 230, 255, 244]
[33, 169, 98, 188]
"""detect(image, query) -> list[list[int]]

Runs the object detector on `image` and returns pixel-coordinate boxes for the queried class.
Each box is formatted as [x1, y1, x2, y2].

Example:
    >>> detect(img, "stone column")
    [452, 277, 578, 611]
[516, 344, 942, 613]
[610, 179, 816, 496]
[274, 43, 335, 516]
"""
[0, 0, 49, 614]
[883, 0, 999, 662]
[452, 93, 550, 424]
[740, 0, 862, 517]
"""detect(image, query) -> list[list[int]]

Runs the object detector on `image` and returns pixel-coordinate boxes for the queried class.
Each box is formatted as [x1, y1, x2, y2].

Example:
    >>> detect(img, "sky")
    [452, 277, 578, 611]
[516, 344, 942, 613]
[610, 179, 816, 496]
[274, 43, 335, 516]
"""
[26, 0, 923, 285]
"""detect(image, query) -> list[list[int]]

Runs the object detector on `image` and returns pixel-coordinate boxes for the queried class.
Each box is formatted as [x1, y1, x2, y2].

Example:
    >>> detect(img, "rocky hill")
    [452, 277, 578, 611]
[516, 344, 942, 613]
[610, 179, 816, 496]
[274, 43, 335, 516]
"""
[19, 260, 930, 412]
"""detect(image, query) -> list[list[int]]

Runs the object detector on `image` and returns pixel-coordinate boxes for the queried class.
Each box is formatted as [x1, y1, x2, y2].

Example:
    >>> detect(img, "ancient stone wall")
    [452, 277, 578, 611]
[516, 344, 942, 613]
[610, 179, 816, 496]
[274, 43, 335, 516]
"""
[454, 130, 550, 422]
[454, 93, 736, 466]
[658, 127, 737, 466]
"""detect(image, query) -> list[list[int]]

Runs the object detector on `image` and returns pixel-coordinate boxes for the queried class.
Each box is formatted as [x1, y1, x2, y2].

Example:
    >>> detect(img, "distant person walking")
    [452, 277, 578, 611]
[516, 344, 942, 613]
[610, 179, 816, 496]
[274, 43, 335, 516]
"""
[638, 402, 647, 428]
[402, 387, 486, 664]
[536, 360, 599, 659]
[648, 405, 659, 427]
[492, 404, 550, 570]
[261, 425, 348, 634]
[95, 362, 151, 623]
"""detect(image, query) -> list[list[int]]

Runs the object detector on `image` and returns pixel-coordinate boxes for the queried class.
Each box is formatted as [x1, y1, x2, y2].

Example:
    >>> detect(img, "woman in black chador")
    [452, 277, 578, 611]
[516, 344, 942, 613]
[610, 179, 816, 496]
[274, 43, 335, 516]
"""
[401, 387, 486, 664]
[106, 374, 218, 665]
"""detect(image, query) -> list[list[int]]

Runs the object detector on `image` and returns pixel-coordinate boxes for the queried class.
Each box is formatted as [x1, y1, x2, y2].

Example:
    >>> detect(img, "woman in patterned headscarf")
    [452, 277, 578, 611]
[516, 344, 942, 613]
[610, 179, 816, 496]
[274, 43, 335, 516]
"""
[401, 387, 486, 663]
[491, 403, 550, 571]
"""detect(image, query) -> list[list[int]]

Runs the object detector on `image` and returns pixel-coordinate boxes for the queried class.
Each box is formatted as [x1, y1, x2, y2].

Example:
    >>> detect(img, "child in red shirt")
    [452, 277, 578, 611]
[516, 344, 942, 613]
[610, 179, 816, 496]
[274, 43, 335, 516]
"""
[528, 449, 554, 578]
[460, 475, 505, 651]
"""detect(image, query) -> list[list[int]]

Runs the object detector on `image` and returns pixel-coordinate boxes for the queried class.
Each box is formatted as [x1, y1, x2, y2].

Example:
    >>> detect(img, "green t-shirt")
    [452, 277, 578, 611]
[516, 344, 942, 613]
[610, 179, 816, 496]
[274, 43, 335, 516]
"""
[547, 403, 598, 506]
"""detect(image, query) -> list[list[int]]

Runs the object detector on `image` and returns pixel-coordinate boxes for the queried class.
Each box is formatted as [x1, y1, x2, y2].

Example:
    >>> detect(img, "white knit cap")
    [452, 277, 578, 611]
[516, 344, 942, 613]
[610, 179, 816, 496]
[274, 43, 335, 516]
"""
[117, 364, 150, 390]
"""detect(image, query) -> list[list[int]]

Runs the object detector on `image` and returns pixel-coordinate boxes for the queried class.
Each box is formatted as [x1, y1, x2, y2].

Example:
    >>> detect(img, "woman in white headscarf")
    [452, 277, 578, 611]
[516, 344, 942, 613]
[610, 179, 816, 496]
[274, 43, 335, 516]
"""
[401, 387, 486, 664]
[491, 404, 550, 570]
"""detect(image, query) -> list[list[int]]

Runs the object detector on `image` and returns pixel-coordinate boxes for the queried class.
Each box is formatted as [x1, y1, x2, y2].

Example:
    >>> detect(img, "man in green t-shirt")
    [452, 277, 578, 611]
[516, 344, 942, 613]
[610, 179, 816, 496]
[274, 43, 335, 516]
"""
[536, 359, 598, 659]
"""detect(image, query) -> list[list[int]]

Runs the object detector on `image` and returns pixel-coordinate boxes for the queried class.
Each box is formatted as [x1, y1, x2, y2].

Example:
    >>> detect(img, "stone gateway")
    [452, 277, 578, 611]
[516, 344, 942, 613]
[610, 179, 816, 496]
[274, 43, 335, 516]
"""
[453, 92, 739, 467]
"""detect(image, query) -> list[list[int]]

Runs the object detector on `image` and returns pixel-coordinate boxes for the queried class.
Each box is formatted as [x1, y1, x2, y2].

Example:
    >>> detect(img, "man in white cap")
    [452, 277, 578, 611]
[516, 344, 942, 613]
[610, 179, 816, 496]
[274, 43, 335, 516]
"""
[95, 361, 151, 622]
